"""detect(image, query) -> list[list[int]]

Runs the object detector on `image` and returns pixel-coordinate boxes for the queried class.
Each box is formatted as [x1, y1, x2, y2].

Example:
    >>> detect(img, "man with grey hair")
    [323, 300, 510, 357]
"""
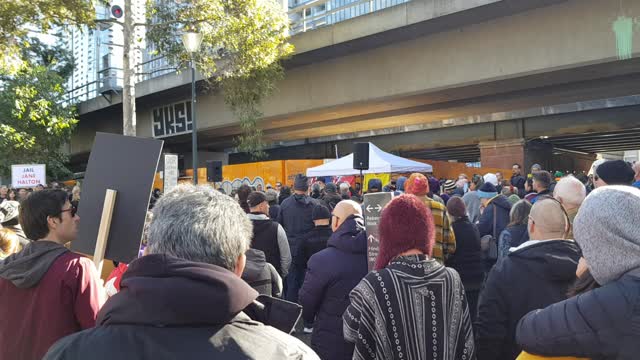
[44, 185, 319, 360]
[553, 175, 586, 238]
[339, 182, 351, 199]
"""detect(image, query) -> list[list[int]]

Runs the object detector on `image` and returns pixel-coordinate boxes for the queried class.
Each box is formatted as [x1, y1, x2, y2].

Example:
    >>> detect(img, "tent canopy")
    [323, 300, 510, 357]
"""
[306, 143, 432, 177]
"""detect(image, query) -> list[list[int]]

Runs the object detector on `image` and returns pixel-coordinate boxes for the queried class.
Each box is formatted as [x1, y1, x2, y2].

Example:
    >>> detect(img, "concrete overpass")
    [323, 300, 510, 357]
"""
[70, 0, 640, 172]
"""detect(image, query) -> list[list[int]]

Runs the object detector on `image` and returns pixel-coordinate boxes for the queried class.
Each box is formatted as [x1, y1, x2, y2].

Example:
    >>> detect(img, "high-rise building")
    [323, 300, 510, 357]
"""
[59, 0, 146, 102]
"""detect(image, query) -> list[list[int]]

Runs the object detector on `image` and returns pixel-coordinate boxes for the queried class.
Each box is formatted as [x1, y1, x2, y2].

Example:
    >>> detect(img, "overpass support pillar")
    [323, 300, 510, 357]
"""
[480, 138, 559, 171]
[479, 139, 526, 170]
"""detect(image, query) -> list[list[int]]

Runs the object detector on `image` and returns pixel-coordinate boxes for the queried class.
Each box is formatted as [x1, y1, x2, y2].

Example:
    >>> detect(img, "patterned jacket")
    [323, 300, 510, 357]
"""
[418, 196, 456, 263]
[343, 254, 475, 360]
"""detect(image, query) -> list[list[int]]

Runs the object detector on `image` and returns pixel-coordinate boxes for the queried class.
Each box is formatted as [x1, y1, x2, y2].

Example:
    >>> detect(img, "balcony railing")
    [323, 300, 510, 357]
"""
[289, 0, 411, 35]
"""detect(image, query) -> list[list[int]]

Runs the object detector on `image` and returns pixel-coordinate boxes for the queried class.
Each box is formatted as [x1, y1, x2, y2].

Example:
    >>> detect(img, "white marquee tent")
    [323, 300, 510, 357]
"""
[306, 143, 432, 177]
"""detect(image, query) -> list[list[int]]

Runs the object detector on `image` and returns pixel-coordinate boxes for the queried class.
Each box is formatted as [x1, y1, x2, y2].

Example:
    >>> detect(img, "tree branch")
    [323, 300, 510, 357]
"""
[133, 18, 211, 29]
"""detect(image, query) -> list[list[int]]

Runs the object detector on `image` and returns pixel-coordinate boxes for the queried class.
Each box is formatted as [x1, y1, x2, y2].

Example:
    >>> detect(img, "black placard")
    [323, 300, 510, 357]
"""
[363, 192, 393, 271]
[72, 133, 163, 263]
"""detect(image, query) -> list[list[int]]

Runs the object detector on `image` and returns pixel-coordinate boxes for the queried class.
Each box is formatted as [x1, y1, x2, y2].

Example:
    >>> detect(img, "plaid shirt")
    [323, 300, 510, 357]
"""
[419, 196, 456, 263]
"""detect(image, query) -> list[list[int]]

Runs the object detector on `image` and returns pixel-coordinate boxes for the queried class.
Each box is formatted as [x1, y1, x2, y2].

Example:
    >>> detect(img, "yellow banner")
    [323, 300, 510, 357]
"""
[363, 173, 390, 192]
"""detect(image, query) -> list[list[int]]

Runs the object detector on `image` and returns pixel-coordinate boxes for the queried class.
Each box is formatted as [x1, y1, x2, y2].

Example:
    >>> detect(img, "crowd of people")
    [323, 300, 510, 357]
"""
[0, 158, 639, 360]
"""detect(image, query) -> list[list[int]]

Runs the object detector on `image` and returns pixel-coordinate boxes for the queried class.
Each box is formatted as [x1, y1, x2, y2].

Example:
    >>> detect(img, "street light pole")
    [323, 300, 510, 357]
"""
[190, 57, 198, 185]
[181, 32, 203, 185]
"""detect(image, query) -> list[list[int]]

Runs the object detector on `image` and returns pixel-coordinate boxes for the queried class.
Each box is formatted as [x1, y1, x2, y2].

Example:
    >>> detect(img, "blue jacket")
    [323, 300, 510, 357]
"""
[298, 215, 368, 360]
[478, 195, 512, 239]
[516, 269, 640, 360]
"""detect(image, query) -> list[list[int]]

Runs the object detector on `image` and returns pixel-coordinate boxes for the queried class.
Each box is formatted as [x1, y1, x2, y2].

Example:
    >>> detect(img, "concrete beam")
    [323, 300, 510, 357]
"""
[72, 0, 640, 158]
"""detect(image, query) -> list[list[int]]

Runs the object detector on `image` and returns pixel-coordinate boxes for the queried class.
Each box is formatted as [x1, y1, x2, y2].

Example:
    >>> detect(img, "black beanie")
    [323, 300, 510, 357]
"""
[596, 160, 635, 185]
[312, 204, 331, 220]
[247, 191, 267, 208]
[294, 174, 309, 191]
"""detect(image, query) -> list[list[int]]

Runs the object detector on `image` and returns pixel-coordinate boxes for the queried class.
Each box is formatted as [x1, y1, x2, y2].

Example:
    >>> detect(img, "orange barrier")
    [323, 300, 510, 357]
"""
[150, 158, 511, 193]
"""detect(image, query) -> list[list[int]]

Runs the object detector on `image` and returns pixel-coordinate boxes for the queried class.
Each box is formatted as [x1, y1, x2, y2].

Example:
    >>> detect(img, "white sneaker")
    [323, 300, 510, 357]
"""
[303, 327, 313, 334]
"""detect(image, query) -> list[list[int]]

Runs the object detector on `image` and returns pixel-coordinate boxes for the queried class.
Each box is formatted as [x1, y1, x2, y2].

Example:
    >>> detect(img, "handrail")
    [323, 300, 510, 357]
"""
[288, 0, 331, 13]
[288, 0, 412, 34]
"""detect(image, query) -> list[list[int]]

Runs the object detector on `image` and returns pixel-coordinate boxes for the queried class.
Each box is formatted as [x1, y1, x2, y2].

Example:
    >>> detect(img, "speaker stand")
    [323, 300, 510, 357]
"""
[359, 169, 364, 196]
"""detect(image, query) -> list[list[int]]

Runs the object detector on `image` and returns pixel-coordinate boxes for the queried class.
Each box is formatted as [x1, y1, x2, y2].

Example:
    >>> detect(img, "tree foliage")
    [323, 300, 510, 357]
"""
[0, 39, 79, 180]
[0, 0, 95, 74]
[0, 0, 95, 180]
[146, 0, 294, 158]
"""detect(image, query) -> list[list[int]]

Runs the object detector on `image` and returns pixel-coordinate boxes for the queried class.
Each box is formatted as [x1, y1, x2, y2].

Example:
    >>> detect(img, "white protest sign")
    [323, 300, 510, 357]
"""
[164, 154, 178, 193]
[12, 164, 46, 188]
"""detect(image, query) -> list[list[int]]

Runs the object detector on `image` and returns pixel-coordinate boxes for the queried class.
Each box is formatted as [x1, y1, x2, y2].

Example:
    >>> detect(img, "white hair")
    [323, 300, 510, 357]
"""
[339, 182, 350, 191]
[147, 184, 252, 271]
[554, 175, 586, 207]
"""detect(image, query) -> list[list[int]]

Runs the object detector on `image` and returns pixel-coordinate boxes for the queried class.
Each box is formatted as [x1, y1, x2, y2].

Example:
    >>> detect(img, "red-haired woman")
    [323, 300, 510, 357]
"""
[343, 194, 475, 360]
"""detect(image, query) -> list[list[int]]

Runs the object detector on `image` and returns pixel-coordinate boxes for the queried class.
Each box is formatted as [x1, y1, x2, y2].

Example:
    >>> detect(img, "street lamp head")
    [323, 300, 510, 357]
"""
[182, 32, 204, 53]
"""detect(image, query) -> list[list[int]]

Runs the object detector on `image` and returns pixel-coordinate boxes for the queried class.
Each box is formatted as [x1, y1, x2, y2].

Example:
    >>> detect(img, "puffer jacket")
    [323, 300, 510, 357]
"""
[242, 248, 282, 297]
[516, 269, 640, 360]
[475, 240, 580, 360]
[298, 215, 368, 360]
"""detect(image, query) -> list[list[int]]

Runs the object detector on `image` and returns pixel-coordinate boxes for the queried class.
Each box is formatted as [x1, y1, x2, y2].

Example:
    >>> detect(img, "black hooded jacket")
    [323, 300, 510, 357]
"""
[43, 254, 318, 360]
[475, 240, 581, 360]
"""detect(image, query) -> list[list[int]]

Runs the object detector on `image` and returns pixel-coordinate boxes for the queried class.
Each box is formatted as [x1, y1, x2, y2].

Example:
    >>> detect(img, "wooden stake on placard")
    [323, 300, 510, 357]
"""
[93, 189, 117, 274]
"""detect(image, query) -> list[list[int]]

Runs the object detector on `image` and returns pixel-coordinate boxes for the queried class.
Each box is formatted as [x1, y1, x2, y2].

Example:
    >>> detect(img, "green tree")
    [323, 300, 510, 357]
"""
[0, 0, 95, 180]
[0, 40, 78, 180]
[146, 0, 294, 158]
[0, 0, 94, 73]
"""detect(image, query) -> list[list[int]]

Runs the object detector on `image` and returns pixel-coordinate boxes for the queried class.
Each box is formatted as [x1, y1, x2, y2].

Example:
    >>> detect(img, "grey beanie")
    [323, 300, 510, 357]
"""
[574, 185, 640, 285]
[265, 189, 278, 203]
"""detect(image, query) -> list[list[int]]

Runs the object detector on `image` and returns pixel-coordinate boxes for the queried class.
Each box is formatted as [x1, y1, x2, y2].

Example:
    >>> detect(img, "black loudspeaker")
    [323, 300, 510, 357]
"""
[206, 160, 223, 182]
[353, 143, 370, 170]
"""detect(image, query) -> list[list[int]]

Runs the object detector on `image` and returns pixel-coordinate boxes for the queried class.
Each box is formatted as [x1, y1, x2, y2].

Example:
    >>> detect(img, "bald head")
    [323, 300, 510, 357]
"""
[553, 176, 586, 210]
[332, 200, 362, 232]
[529, 198, 570, 240]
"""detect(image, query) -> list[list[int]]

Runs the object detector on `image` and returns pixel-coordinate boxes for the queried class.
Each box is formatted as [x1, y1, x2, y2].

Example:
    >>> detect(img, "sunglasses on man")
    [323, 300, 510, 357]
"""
[58, 204, 78, 217]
